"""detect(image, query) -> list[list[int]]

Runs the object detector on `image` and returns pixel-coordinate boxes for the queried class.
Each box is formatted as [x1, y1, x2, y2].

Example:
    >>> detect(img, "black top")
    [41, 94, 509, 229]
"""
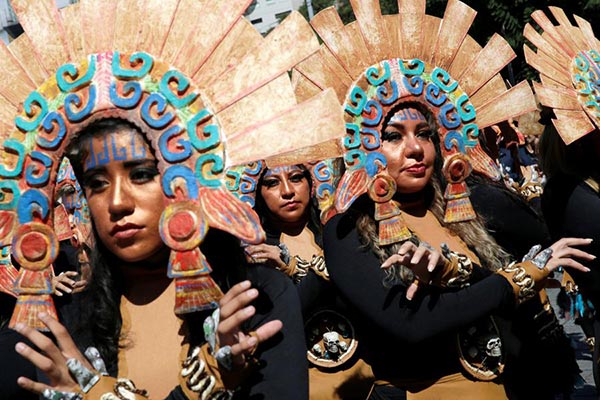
[543, 175, 600, 312]
[323, 209, 515, 382]
[468, 176, 551, 259]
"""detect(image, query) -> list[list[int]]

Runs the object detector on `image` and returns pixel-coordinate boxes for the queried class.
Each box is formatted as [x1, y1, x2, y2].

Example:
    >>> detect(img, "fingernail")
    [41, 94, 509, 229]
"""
[38, 312, 48, 319]
[585, 267, 591, 272]
[13, 323, 24, 332]
[248, 337, 258, 346]
[427, 264, 435, 272]
[247, 288, 258, 298]
[410, 256, 417, 264]
[380, 263, 389, 269]
[15, 342, 26, 352]
[245, 306, 254, 316]
[241, 280, 251, 289]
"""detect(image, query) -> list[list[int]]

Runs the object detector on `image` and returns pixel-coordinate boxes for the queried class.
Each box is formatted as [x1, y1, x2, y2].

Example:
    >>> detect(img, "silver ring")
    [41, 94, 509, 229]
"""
[215, 345, 233, 371]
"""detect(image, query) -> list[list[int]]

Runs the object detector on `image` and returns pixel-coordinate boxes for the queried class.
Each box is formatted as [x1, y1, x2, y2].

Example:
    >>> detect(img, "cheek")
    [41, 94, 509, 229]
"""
[423, 141, 437, 165]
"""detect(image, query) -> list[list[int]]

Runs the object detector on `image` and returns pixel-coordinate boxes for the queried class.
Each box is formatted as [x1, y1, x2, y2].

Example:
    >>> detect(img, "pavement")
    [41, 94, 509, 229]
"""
[547, 288, 598, 399]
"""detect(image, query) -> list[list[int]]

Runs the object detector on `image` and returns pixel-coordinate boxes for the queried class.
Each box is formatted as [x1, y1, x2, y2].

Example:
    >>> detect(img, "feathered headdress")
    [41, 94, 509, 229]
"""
[0, 0, 344, 330]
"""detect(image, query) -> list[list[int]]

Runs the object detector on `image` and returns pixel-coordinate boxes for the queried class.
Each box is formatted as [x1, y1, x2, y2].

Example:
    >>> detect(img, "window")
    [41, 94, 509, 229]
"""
[275, 10, 291, 21]
[251, 18, 263, 24]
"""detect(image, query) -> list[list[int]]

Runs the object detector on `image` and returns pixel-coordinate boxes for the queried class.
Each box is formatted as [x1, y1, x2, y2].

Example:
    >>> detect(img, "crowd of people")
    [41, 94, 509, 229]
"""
[0, 0, 599, 399]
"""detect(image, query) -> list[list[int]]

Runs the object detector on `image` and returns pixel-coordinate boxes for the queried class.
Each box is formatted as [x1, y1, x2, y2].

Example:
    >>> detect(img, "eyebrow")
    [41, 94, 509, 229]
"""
[82, 158, 156, 175]
[385, 121, 431, 130]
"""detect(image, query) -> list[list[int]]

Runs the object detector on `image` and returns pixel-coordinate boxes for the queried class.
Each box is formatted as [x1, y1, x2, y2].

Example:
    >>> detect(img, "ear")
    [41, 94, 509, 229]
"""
[200, 187, 265, 244]
[335, 169, 369, 213]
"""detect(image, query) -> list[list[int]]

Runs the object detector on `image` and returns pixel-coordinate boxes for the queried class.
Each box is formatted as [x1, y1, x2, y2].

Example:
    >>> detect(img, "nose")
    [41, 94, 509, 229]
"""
[404, 134, 424, 159]
[108, 178, 134, 218]
[280, 178, 295, 199]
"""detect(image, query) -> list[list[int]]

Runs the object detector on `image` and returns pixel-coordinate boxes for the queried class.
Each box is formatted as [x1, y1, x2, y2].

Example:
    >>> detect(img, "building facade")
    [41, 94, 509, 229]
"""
[0, 0, 75, 44]
[245, 0, 299, 35]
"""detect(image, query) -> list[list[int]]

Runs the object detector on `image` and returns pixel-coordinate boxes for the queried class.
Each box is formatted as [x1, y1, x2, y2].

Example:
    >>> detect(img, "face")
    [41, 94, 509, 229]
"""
[259, 165, 310, 224]
[81, 125, 166, 264]
[380, 107, 436, 194]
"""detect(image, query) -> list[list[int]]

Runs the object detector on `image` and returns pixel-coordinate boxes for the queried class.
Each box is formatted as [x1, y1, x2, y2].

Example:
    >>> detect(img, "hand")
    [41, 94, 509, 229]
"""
[244, 244, 286, 269]
[544, 238, 595, 273]
[380, 241, 444, 300]
[53, 271, 88, 296]
[14, 313, 93, 395]
[217, 281, 282, 367]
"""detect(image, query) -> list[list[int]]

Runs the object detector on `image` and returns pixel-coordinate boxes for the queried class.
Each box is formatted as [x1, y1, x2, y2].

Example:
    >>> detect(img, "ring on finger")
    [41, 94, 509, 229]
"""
[215, 345, 233, 371]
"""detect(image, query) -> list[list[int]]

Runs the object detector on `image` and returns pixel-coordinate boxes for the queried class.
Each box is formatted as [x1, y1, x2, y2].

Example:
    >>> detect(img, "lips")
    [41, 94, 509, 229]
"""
[110, 222, 143, 239]
[282, 201, 300, 210]
[404, 164, 427, 174]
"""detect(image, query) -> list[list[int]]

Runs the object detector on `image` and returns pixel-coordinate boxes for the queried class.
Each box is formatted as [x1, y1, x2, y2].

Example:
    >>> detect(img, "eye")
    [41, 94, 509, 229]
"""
[262, 178, 279, 188]
[289, 173, 305, 183]
[130, 166, 159, 183]
[83, 174, 108, 192]
[382, 130, 402, 142]
[416, 130, 434, 140]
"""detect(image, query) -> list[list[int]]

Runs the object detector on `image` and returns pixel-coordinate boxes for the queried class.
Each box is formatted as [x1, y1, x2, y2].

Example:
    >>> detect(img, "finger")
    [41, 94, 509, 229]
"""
[554, 258, 591, 273]
[410, 245, 428, 265]
[59, 277, 76, 287]
[15, 342, 59, 380]
[38, 314, 86, 363]
[230, 320, 283, 357]
[219, 305, 255, 336]
[220, 288, 259, 320]
[397, 241, 416, 256]
[381, 254, 409, 269]
[55, 283, 72, 294]
[72, 280, 87, 289]
[16, 376, 51, 395]
[13, 322, 64, 367]
[62, 271, 79, 278]
[219, 281, 252, 307]
[406, 281, 419, 300]
[556, 247, 596, 261]
[553, 238, 593, 250]
[427, 252, 441, 273]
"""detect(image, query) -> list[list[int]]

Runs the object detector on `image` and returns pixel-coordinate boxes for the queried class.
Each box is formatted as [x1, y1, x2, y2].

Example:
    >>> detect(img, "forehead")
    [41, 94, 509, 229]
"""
[263, 165, 303, 177]
[82, 126, 151, 171]
[389, 107, 426, 124]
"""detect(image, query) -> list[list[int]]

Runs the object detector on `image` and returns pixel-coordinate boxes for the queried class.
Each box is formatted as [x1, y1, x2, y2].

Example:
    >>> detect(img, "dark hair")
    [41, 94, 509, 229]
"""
[254, 164, 323, 247]
[356, 101, 510, 286]
[67, 118, 147, 365]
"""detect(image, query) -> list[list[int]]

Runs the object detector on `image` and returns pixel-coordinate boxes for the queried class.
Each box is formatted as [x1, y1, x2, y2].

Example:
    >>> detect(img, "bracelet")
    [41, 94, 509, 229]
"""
[440, 243, 473, 288]
[42, 347, 148, 400]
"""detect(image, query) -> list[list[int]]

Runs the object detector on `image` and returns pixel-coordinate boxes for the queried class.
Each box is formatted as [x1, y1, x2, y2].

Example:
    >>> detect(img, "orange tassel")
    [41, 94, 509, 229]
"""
[168, 248, 223, 314]
[444, 182, 476, 222]
[9, 294, 57, 331]
[174, 276, 223, 314]
[375, 201, 412, 246]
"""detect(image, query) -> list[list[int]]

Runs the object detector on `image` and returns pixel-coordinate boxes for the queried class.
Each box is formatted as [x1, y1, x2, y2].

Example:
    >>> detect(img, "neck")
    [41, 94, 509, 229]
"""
[118, 249, 172, 305]
[393, 190, 428, 210]
[267, 214, 309, 236]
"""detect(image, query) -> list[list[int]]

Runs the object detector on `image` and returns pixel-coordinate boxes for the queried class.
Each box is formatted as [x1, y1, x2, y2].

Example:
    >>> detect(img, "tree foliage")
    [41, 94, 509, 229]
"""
[297, 0, 600, 82]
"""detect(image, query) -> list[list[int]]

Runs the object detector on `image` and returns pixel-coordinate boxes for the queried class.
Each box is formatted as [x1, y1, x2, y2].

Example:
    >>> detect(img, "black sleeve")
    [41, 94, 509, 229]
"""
[468, 179, 551, 259]
[323, 213, 515, 344]
[237, 264, 308, 400]
[551, 183, 600, 307]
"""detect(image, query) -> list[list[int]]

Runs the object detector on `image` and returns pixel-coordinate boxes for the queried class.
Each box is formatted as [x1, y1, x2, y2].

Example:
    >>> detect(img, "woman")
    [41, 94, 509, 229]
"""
[239, 162, 377, 399]
[324, 102, 590, 398]
[523, 6, 600, 391]
[13, 119, 307, 399]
